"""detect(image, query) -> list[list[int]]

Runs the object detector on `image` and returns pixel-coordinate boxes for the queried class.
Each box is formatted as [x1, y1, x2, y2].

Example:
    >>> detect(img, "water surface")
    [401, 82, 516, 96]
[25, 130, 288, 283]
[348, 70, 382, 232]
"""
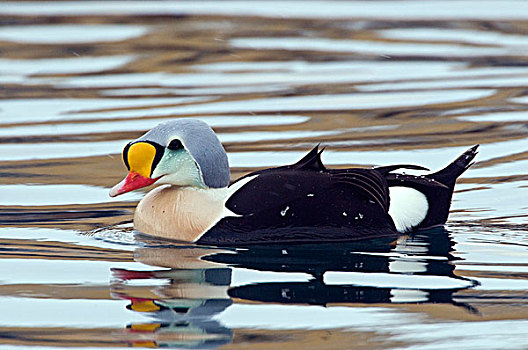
[0, 1, 527, 349]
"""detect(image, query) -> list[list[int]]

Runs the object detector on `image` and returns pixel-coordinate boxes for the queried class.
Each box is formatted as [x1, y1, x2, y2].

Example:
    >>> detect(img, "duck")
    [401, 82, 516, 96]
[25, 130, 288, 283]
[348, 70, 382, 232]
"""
[109, 119, 478, 246]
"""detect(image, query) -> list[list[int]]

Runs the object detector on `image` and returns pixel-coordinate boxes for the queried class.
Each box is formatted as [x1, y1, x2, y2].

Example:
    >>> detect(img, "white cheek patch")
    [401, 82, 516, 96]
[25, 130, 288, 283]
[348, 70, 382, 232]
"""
[388, 186, 429, 233]
[152, 150, 204, 187]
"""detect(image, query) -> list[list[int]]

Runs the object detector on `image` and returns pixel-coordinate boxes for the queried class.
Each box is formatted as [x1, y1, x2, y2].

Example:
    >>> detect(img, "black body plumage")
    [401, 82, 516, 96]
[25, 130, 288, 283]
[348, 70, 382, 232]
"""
[197, 145, 478, 246]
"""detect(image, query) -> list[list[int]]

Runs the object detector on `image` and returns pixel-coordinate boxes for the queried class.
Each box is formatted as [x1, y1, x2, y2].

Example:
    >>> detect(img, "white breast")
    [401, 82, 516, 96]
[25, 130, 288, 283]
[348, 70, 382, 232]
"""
[134, 185, 229, 242]
[388, 186, 429, 233]
[133, 176, 260, 242]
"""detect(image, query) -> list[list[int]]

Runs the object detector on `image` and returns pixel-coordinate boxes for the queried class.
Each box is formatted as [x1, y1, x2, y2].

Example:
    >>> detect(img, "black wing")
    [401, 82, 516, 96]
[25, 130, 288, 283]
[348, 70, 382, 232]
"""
[199, 149, 397, 245]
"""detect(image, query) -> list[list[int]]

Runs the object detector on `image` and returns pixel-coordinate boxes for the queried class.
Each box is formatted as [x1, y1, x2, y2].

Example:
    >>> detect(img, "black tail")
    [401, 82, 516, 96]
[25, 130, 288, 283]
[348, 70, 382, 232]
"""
[428, 145, 479, 187]
[384, 145, 479, 231]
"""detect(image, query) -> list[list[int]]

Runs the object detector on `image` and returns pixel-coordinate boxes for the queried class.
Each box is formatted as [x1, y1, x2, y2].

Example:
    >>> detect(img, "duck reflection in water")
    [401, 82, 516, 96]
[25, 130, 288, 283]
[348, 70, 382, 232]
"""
[111, 228, 477, 348]
[111, 247, 234, 348]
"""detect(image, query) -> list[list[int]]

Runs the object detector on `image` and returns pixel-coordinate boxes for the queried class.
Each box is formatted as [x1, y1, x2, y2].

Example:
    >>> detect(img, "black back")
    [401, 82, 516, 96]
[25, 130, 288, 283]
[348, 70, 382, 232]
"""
[197, 146, 397, 246]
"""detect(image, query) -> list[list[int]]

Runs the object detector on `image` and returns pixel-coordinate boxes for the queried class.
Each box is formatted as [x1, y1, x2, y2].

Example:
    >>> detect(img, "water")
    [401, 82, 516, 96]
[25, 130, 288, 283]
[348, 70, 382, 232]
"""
[0, 1, 527, 349]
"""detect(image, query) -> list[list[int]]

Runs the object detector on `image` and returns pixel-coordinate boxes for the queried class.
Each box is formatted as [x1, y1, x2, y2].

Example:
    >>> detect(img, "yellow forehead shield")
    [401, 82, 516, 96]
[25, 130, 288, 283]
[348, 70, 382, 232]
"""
[127, 142, 157, 178]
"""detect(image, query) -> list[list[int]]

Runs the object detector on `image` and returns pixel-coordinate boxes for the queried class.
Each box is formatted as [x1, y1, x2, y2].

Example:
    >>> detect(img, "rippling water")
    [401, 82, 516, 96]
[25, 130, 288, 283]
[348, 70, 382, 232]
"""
[1, 1, 527, 349]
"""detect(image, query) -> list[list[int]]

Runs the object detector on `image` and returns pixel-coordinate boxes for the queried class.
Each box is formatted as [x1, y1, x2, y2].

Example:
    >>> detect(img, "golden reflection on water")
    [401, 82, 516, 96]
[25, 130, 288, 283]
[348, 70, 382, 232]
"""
[0, 1, 528, 349]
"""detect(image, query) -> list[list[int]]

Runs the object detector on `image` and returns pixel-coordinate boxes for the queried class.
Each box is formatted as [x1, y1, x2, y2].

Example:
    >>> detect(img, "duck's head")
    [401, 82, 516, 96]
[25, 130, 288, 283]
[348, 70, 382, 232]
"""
[109, 119, 229, 197]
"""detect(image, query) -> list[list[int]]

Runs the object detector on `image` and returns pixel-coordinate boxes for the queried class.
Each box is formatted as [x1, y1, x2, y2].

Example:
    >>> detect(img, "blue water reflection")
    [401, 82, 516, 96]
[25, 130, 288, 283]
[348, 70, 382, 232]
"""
[110, 228, 477, 348]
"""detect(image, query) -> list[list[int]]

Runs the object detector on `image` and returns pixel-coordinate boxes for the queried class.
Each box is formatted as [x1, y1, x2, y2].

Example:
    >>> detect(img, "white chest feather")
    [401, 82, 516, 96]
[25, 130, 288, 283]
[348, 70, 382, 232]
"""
[134, 185, 230, 242]
[388, 186, 429, 233]
[133, 175, 259, 242]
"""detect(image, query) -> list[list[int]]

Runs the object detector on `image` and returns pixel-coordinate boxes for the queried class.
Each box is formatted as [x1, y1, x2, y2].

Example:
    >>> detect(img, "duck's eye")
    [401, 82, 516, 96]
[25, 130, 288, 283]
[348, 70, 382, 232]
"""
[167, 139, 184, 151]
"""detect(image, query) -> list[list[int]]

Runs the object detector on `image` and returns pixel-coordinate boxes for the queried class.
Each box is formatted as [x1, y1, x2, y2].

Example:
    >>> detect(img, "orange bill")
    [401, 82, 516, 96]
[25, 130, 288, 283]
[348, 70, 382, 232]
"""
[109, 171, 159, 197]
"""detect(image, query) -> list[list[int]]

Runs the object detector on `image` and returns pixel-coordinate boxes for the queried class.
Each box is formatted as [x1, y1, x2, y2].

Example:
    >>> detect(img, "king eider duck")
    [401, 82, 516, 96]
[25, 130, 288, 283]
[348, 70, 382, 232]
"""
[109, 119, 478, 245]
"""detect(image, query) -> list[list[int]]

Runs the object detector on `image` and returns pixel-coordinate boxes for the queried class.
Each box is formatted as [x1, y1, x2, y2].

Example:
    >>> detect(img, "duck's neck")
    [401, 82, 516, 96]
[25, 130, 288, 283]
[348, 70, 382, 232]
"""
[133, 184, 230, 242]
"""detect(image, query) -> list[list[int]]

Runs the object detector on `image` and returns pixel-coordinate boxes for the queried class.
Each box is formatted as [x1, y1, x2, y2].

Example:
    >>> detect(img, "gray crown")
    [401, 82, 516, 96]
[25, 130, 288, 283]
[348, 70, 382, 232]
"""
[137, 119, 230, 188]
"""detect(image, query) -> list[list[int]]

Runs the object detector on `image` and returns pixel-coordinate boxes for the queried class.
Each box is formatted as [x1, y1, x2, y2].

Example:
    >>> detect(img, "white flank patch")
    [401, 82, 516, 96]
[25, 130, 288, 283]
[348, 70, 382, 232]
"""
[388, 186, 429, 233]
